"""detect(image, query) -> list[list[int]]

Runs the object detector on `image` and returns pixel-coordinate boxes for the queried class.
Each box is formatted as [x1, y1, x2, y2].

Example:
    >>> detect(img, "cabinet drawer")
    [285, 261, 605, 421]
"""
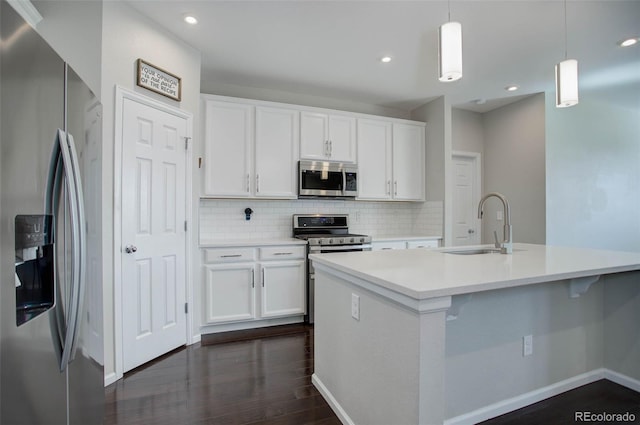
[204, 247, 255, 263]
[372, 241, 406, 251]
[407, 240, 439, 249]
[259, 246, 306, 260]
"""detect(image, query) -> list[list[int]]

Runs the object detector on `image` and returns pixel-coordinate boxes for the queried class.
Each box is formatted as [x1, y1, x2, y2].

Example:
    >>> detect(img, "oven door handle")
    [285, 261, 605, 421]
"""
[309, 244, 372, 252]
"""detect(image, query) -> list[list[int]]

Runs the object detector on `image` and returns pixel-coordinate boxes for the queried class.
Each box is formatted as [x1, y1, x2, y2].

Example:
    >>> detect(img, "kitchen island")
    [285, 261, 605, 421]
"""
[310, 244, 640, 425]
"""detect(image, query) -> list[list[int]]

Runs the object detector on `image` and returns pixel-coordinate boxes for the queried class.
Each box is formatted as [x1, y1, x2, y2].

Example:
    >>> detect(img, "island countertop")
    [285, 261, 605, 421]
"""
[309, 243, 640, 300]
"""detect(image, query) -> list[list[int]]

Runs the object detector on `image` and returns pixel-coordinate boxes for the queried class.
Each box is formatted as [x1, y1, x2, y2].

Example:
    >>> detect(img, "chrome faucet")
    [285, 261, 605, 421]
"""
[478, 192, 513, 254]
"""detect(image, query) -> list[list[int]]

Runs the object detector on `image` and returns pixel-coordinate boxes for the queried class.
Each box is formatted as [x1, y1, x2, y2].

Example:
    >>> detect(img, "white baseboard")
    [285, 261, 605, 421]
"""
[104, 372, 118, 387]
[444, 368, 640, 425]
[604, 369, 640, 393]
[190, 333, 201, 345]
[312, 374, 354, 425]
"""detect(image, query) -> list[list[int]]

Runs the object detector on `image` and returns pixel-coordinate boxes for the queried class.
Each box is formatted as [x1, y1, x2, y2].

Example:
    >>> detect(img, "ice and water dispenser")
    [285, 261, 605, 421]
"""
[14, 215, 54, 326]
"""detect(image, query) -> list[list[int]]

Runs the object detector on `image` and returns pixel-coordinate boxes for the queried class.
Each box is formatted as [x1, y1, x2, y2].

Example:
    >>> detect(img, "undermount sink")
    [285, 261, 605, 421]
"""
[443, 248, 503, 255]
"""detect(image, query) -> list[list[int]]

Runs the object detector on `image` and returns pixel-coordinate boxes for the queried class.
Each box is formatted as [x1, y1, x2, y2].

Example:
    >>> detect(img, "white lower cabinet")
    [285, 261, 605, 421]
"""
[202, 244, 306, 327]
[260, 261, 306, 318]
[204, 263, 256, 324]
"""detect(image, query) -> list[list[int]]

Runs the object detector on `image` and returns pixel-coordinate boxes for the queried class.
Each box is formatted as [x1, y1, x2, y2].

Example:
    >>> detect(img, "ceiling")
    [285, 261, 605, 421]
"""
[126, 0, 640, 114]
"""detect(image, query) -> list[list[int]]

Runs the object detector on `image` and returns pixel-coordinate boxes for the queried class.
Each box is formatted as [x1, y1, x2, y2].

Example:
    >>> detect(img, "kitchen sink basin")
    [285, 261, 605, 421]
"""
[442, 248, 503, 255]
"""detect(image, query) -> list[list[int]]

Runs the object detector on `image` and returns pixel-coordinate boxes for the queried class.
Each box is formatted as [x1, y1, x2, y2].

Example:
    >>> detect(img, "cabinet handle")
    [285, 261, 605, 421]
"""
[394, 181, 398, 196]
[252, 271, 255, 288]
[220, 254, 242, 258]
[329, 140, 332, 156]
[261, 268, 265, 287]
[246, 174, 250, 192]
[387, 180, 391, 195]
[324, 140, 329, 157]
[273, 252, 293, 256]
[256, 174, 260, 193]
[381, 248, 393, 250]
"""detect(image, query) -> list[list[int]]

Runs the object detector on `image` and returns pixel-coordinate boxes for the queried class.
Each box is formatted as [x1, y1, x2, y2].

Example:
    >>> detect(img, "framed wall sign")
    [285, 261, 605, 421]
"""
[136, 59, 182, 101]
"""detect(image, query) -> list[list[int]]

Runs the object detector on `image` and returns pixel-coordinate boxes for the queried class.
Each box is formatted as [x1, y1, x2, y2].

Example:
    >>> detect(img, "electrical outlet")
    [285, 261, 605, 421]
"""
[523, 334, 533, 356]
[351, 294, 360, 321]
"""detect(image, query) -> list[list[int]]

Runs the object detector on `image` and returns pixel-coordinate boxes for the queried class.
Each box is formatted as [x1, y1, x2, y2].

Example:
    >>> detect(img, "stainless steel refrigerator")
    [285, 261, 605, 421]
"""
[1, 1, 104, 423]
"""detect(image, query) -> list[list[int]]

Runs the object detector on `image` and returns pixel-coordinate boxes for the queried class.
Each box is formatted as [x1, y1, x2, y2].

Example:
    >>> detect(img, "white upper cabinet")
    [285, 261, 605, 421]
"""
[392, 123, 425, 201]
[357, 119, 425, 201]
[300, 111, 356, 163]
[254, 106, 299, 198]
[357, 119, 393, 200]
[202, 98, 299, 199]
[203, 100, 253, 197]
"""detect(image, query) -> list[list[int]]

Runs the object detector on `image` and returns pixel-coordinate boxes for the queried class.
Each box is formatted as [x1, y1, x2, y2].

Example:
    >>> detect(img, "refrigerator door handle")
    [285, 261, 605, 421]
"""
[45, 129, 83, 372]
[45, 129, 66, 366]
[57, 130, 83, 371]
[65, 132, 86, 362]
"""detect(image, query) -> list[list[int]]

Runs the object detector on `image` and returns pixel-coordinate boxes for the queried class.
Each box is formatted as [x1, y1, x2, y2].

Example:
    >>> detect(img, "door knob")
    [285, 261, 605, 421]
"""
[124, 245, 138, 254]
[468, 229, 475, 234]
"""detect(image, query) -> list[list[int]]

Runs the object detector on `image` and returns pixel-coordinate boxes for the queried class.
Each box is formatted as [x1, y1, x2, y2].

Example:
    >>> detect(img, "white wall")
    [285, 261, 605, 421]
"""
[200, 80, 410, 120]
[31, 0, 102, 97]
[545, 86, 640, 252]
[100, 1, 201, 383]
[482, 94, 546, 244]
[411, 96, 451, 245]
[452, 108, 484, 155]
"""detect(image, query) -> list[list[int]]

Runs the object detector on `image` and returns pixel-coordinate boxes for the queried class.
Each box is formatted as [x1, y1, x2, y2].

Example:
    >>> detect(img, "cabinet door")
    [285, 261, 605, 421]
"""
[357, 119, 392, 200]
[260, 261, 306, 318]
[203, 100, 253, 197]
[300, 111, 329, 161]
[203, 264, 255, 323]
[255, 106, 299, 198]
[328, 115, 356, 163]
[392, 123, 425, 201]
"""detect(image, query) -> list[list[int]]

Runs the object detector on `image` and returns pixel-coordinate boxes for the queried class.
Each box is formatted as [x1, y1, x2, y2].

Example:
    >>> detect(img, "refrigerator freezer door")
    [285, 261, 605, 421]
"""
[1, 3, 68, 424]
[1, 3, 104, 424]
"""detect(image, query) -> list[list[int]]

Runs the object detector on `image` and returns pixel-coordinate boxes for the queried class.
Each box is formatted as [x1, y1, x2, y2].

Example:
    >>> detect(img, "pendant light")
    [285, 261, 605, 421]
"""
[438, 0, 462, 82]
[555, 0, 578, 107]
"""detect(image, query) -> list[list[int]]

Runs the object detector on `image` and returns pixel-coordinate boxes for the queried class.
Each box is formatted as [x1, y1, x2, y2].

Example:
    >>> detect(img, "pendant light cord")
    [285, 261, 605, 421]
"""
[564, 0, 568, 60]
[448, 0, 451, 22]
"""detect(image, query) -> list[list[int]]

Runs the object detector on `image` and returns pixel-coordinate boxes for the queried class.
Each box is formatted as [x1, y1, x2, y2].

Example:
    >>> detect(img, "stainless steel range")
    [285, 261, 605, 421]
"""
[293, 214, 372, 323]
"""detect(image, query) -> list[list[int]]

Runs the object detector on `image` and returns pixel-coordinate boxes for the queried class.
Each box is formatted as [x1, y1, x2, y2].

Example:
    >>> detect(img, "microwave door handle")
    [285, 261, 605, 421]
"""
[342, 169, 346, 195]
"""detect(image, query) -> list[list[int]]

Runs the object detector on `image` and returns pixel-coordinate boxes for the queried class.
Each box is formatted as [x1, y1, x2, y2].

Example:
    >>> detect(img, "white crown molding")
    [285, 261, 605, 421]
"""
[7, 0, 43, 29]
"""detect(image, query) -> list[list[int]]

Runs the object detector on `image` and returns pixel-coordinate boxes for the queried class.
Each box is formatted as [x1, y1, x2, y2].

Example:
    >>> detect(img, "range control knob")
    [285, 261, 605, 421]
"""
[317, 239, 323, 245]
[349, 238, 355, 243]
[339, 238, 344, 244]
[328, 239, 333, 244]
[359, 237, 365, 243]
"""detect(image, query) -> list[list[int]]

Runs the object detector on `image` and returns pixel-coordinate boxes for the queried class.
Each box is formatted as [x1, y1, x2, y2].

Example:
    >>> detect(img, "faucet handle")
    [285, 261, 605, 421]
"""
[493, 230, 500, 248]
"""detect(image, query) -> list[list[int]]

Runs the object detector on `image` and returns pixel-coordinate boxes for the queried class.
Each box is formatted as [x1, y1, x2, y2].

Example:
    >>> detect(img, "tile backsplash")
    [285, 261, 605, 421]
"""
[199, 199, 443, 241]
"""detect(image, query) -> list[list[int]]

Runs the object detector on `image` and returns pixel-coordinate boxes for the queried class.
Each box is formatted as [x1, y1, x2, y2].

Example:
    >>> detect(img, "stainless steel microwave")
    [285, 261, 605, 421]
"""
[298, 161, 358, 198]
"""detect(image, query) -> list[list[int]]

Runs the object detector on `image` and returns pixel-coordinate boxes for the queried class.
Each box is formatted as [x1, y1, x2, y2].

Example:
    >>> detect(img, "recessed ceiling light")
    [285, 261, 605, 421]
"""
[380, 56, 392, 63]
[473, 98, 487, 105]
[619, 37, 639, 47]
[505, 85, 519, 92]
[184, 15, 198, 25]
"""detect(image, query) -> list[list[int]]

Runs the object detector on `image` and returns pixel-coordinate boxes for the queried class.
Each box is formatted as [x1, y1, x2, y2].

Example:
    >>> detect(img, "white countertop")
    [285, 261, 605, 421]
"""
[200, 238, 307, 248]
[309, 243, 640, 299]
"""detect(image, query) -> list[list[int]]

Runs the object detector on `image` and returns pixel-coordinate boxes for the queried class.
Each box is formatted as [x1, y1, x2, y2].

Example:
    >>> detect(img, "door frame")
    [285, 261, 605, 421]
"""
[113, 86, 193, 382]
[451, 151, 482, 245]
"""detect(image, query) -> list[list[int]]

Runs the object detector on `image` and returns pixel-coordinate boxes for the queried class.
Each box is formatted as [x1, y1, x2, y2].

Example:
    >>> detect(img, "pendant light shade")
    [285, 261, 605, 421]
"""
[555, 59, 579, 108]
[438, 21, 462, 82]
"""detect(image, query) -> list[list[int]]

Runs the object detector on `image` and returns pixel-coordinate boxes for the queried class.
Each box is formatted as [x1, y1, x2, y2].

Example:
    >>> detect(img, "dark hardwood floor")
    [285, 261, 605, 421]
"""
[105, 326, 640, 425]
[104, 325, 340, 425]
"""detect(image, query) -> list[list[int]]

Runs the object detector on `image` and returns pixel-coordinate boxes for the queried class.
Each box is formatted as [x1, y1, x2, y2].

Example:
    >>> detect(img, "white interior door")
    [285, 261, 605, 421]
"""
[452, 153, 481, 246]
[121, 97, 187, 372]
